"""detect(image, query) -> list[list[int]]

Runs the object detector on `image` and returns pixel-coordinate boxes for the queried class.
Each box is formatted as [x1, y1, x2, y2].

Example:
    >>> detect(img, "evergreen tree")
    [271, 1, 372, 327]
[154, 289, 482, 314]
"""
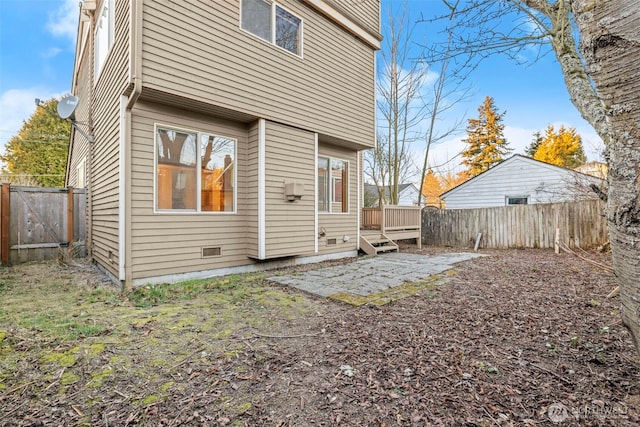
[533, 125, 586, 168]
[461, 96, 512, 176]
[525, 131, 543, 157]
[1, 98, 70, 187]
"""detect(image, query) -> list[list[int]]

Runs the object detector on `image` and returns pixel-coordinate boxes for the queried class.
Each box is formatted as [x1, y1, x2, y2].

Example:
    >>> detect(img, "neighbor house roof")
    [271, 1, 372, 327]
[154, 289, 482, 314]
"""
[364, 183, 417, 198]
[440, 154, 603, 199]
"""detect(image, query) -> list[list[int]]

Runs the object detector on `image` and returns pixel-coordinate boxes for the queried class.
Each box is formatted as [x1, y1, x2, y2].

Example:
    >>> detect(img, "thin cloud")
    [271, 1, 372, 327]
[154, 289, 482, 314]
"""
[41, 47, 63, 59]
[46, 0, 78, 43]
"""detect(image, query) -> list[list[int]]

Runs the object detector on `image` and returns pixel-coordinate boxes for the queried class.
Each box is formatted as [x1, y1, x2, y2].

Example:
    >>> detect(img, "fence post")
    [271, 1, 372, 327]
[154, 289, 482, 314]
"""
[1, 183, 10, 265]
[67, 186, 74, 245]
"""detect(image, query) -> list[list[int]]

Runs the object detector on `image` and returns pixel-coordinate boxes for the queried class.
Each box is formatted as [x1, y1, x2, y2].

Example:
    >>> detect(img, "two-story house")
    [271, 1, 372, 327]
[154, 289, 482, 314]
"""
[65, 0, 381, 287]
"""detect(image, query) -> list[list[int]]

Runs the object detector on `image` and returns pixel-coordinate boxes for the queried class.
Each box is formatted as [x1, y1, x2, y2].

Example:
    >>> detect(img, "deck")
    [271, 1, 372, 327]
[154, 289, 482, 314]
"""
[360, 205, 422, 255]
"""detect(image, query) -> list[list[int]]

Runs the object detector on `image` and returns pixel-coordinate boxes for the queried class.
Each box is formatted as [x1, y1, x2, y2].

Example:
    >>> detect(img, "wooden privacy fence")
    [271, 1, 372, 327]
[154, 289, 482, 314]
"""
[0, 184, 86, 265]
[422, 199, 608, 249]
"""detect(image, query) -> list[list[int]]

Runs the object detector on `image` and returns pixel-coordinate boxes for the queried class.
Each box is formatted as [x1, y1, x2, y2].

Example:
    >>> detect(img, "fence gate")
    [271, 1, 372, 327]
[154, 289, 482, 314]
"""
[0, 184, 86, 265]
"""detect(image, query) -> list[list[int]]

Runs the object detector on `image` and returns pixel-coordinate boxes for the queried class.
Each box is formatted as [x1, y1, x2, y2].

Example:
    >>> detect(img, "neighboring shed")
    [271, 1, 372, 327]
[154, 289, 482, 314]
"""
[440, 155, 604, 209]
[364, 183, 422, 207]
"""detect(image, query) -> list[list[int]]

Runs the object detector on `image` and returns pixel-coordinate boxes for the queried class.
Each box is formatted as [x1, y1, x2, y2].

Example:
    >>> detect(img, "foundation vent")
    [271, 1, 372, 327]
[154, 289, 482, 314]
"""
[327, 238, 337, 245]
[202, 246, 222, 258]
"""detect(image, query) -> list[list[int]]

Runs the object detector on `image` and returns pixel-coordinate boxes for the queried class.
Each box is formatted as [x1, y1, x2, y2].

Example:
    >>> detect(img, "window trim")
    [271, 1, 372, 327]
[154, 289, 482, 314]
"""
[239, 0, 304, 58]
[318, 156, 349, 215]
[506, 196, 529, 206]
[76, 158, 86, 188]
[94, 0, 115, 82]
[331, 176, 343, 203]
[153, 123, 238, 215]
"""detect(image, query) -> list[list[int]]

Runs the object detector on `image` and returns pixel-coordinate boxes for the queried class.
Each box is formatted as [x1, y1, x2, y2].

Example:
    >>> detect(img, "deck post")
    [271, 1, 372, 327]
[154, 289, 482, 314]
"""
[417, 207, 422, 249]
[1, 183, 10, 265]
[67, 186, 74, 246]
[381, 204, 386, 234]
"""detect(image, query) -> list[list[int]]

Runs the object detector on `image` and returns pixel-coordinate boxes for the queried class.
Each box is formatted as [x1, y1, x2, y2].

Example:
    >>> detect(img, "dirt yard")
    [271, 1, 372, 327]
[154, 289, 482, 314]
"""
[0, 248, 638, 426]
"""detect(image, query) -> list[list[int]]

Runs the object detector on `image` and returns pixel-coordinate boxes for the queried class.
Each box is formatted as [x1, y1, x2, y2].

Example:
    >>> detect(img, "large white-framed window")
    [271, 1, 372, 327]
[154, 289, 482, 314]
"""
[240, 0, 303, 56]
[94, 0, 114, 79]
[155, 125, 236, 214]
[318, 157, 348, 213]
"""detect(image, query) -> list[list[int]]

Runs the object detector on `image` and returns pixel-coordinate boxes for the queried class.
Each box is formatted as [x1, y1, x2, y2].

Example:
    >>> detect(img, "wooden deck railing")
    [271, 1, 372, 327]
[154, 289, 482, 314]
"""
[380, 205, 422, 233]
[361, 205, 422, 248]
[361, 205, 422, 233]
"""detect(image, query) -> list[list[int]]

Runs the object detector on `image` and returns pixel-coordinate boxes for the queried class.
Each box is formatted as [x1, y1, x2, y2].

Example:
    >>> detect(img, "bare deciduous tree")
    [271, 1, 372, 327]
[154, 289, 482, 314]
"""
[416, 2, 471, 206]
[365, 1, 426, 205]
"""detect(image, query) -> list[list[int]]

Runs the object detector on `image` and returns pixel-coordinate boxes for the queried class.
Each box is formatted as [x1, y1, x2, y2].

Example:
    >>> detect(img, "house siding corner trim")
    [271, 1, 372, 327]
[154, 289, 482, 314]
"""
[314, 132, 319, 253]
[258, 118, 266, 259]
[118, 95, 127, 282]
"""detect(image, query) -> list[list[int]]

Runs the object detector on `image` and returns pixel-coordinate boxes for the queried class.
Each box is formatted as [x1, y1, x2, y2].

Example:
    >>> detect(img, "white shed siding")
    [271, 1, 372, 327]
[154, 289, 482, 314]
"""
[442, 156, 599, 209]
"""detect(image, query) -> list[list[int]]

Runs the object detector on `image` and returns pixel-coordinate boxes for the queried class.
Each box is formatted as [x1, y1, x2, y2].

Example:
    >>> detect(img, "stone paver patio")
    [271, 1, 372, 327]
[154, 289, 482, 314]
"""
[269, 252, 485, 305]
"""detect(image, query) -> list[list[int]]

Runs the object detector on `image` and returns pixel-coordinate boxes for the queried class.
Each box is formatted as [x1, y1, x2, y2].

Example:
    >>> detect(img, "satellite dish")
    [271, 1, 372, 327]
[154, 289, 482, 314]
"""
[57, 95, 79, 120]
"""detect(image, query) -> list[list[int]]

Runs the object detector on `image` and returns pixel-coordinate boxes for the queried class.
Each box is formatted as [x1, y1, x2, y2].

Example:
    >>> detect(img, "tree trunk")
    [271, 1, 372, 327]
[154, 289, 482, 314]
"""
[529, 0, 610, 141]
[573, 0, 640, 352]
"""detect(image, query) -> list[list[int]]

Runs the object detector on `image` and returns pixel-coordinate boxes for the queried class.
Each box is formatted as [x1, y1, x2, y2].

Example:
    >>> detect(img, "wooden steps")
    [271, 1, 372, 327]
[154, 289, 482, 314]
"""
[359, 234, 399, 256]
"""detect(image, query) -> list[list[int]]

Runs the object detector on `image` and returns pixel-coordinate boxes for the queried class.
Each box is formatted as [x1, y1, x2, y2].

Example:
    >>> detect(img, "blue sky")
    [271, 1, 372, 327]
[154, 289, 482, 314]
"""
[391, 0, 604, 173]
[0, 0, 77, 154]
[0, 0, 603, 172]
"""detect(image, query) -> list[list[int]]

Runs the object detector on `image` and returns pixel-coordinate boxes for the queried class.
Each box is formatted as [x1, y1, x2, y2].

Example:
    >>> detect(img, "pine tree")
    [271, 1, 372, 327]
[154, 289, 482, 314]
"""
[533, 125, 586, 168]
[1, 98, 70, 187]
[421, 169, 444, 207]
[461, 96, 512, 176]
[525, 131, 543, 157]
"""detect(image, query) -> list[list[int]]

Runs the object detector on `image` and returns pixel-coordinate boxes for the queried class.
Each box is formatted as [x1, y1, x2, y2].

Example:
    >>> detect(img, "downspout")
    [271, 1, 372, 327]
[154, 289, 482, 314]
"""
[126, 0, 142, 110]
[86, 7, 96, 260]
[119, 0, 142, 290]
[65, 6, 81, 187]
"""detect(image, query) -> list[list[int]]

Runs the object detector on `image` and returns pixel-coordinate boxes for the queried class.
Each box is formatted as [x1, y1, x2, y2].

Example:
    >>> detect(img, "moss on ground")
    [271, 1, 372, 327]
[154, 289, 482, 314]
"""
[0, 259, 450, 423]
[328, 274, 447, 306]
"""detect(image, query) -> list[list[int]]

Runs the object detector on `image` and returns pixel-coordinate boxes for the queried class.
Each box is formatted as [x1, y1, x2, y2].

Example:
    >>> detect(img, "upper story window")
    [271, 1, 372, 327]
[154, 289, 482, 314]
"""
[241, 0, 303, 56]
[318, 157, 348, 213]
[155, 126, 236, 213]
[94, 0, 114, 79]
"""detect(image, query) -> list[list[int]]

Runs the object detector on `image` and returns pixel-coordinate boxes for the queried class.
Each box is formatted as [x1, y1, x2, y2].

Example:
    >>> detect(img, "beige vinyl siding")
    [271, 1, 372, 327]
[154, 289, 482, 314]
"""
[263, 121, 315, 258]
[88, 0, 131, 277]
[245, 121, 260, 259]
[332, 0, 380, 34]
[129, 101, 253, 280]
[140, 0, 375, 150]
[317, 142, 358, 255]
